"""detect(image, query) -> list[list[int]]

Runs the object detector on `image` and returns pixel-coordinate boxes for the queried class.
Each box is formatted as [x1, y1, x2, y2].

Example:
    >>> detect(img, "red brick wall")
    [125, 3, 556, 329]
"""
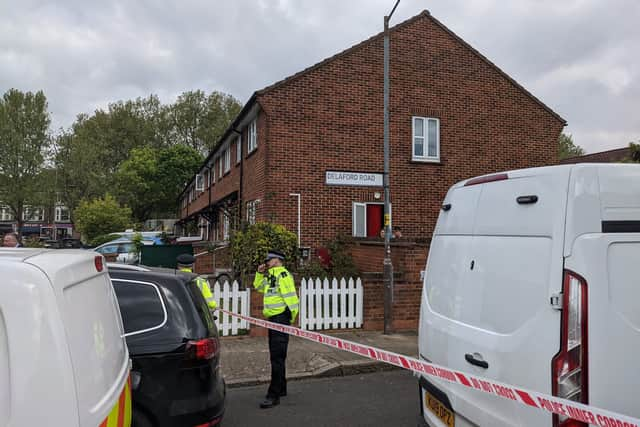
[259, 12, 563, 250]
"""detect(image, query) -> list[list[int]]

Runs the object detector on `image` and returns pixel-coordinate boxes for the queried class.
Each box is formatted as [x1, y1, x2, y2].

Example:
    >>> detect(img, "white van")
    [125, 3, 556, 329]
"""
[419, 164, 640, 426]
[0, 249, 131, 427]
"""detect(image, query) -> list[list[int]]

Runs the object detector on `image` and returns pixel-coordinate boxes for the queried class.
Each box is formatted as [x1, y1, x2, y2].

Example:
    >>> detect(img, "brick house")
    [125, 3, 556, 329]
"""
[178, 10, 565, 330]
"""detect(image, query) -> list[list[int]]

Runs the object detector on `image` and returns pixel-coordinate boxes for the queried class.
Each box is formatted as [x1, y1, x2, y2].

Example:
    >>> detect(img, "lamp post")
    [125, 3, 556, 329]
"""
[383, 0, 400, 335]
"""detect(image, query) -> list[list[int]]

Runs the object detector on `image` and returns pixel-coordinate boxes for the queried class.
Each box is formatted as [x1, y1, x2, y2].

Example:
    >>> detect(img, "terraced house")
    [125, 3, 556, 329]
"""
[178, 10, 565, 322]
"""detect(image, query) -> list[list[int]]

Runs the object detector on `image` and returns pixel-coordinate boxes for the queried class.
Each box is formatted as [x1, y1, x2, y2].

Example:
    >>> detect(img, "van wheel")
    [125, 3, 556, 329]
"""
[132, 410, 153, 427]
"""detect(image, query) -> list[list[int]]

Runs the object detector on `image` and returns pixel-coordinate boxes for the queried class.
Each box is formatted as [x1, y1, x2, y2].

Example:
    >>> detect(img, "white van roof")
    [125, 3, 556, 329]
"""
[445, 163, 640, 255]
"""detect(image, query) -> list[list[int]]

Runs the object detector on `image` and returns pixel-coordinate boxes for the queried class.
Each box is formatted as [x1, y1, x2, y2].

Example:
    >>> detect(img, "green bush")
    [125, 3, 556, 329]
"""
[230, 222, 298, 284]
[326, 234, 359, 278]
[74, 194, 132, 243]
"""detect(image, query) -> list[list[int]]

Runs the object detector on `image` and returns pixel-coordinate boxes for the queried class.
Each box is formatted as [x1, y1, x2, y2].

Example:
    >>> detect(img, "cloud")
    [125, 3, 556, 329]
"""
[0, 0, 638, 152]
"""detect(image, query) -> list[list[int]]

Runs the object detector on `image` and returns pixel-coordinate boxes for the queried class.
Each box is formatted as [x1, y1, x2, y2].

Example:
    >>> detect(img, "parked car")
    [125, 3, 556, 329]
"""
[107, 264, 225, 427]
[94, 238, 156, 264]
[0, 249, 131, 426]
[419, 164, 640, 426]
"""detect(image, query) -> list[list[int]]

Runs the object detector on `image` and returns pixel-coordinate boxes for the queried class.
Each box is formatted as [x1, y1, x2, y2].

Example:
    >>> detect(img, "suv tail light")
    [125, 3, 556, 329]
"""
[552, 270, 588, 427]
[186, 337, 219, 360]
[95, 255, 104, 272]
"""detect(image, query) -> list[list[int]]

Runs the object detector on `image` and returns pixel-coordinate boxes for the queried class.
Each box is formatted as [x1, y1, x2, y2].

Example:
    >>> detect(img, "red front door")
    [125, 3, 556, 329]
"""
[366, 204, 383, 237]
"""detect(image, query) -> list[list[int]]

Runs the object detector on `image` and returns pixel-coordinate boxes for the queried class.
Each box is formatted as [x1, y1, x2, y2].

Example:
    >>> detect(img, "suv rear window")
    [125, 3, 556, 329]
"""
[185, 279, 216, 333]
[112, 279, 167, 335]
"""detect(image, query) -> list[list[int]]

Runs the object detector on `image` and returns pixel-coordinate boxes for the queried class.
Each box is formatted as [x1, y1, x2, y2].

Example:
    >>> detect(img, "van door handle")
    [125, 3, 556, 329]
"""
[465, 353, 489, 369]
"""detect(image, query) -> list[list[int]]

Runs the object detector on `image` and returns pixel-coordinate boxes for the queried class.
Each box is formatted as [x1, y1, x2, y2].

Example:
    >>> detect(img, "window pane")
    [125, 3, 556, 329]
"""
[428, 119, 438, 157]
[355, 204, 366, 237]
[414, 118, 424, 137]
[414, 138, 424, 157]
[112, 281, 165, 335]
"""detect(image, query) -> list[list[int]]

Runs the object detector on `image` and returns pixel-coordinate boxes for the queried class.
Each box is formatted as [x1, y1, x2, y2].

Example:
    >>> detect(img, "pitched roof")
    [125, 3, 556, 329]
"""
[256, 10, 566, 125]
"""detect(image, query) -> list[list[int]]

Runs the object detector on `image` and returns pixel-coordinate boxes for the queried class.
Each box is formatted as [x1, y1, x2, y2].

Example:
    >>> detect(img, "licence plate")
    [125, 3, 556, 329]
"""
[424, 390, 455, 427]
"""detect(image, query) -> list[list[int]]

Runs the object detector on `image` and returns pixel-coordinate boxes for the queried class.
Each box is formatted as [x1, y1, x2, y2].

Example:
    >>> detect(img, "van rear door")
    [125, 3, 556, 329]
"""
[562, 165, 640, 420]
[27, 251, 131, 427]
[420, 168, 570, 426]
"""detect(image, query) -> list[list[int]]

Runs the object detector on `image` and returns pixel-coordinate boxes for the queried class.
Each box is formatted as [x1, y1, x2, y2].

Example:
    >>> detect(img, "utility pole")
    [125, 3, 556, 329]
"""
[383, 0, 400, 335]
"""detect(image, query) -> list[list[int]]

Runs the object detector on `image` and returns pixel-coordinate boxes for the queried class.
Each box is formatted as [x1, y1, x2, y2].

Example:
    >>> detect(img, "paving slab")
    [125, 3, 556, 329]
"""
[220, 329, 418, 388]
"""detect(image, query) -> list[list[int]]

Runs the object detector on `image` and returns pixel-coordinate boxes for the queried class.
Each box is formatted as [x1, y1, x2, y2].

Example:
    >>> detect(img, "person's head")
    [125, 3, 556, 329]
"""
[3, 233, 19, 247]
[392, 226, 402, 238]
[176, 253, 196, 271]
[264, 250, 285, 268]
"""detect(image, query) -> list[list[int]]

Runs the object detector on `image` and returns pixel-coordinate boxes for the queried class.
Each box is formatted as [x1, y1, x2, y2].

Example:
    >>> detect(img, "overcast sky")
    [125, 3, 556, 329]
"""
[1, 0, 638, 153]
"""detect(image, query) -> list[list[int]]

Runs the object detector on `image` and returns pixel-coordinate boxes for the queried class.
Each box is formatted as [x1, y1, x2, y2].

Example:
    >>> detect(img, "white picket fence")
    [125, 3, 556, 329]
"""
[212, 281, 250, 336]
[300, 277, 363, 331]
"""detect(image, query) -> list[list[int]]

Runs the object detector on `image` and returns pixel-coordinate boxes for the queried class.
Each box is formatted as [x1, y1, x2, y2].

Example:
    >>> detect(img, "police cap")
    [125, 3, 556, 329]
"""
[176, 253, 196, 265]
[264, 250, 286, 262]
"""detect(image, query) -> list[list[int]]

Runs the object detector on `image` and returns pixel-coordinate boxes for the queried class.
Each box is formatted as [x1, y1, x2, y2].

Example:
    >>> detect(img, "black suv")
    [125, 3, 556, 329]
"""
[108, 265, 225, 427]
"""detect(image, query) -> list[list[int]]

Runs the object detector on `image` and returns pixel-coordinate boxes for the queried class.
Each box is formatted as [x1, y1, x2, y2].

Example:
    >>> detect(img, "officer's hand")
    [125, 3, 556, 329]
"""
[257, 264, 266, 273]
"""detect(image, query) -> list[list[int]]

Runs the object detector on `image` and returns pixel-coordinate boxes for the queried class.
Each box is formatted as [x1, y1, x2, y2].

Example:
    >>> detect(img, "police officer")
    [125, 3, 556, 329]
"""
[176, 253, 218, 310]
[254, 250, 299, 409]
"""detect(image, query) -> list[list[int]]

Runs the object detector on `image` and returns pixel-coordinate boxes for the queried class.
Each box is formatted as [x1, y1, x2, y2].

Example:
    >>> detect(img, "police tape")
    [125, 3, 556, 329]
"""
[218, 308, 640, 427]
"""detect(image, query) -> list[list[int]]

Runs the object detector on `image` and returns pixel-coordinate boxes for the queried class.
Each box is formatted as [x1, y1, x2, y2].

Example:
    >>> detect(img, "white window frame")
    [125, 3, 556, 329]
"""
[247, 119, 257, 153]
[55, 205, 70, 222]
[247, 199, 260, 225]
[412, 116, 440, 162]
[23, 206, 44, 222]
[236, 136, 242, 164]
[0, 206, 13, 221]
[224, 146, 231, 173]
[111, 279, 168, 338]
[222, 213, 230, 241]
[204, 169, 210, 188]
[218, 156, 223, 178]
[196, 173, 204, 191]
[352, 202, 391, 238]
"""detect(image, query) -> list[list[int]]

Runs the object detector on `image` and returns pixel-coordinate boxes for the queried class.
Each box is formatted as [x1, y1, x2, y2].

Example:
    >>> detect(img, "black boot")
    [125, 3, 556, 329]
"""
[259, 396, 280, 409]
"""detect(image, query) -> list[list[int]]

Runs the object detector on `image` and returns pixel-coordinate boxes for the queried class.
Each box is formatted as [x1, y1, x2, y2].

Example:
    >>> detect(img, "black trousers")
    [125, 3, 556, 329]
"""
[267, 309, 291, 398]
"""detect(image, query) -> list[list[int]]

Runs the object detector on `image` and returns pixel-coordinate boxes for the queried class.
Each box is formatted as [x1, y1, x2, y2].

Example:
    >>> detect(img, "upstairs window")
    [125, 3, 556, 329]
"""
[55, 205, 70, 222]
[412, 117, 440, 162]
[246, 199, 260, 225]
[196, 173, 204, 191]
[23, 206, 44, 222]
[222, 213, 230, 240]
[236, 136, 242, 164]
[224, 146, 231, 173]
[0, 206, 13, 221]
[218, 156, 223, 178]
[247, 119, 257, 153]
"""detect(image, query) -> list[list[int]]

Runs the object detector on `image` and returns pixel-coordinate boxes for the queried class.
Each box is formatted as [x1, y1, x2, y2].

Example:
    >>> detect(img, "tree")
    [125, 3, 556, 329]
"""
[625, 141, 640, 162]
[558, 133, 585, 160]
[230, 223, 299, 284]
[169, 90, 242, 154]
[114, 144, 203, 222]
[74, 194, 132, 242]
[0, 89, 51, 237]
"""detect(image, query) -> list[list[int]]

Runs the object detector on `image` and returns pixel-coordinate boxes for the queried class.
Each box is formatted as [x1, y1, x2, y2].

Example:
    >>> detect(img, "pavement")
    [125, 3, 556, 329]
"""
[219, 329, 418, 388]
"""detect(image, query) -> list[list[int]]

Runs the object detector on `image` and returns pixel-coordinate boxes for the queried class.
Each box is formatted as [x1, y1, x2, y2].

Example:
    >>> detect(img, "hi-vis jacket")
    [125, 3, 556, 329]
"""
[253, 266, 299, 322]
[180, 268, 218, 310]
